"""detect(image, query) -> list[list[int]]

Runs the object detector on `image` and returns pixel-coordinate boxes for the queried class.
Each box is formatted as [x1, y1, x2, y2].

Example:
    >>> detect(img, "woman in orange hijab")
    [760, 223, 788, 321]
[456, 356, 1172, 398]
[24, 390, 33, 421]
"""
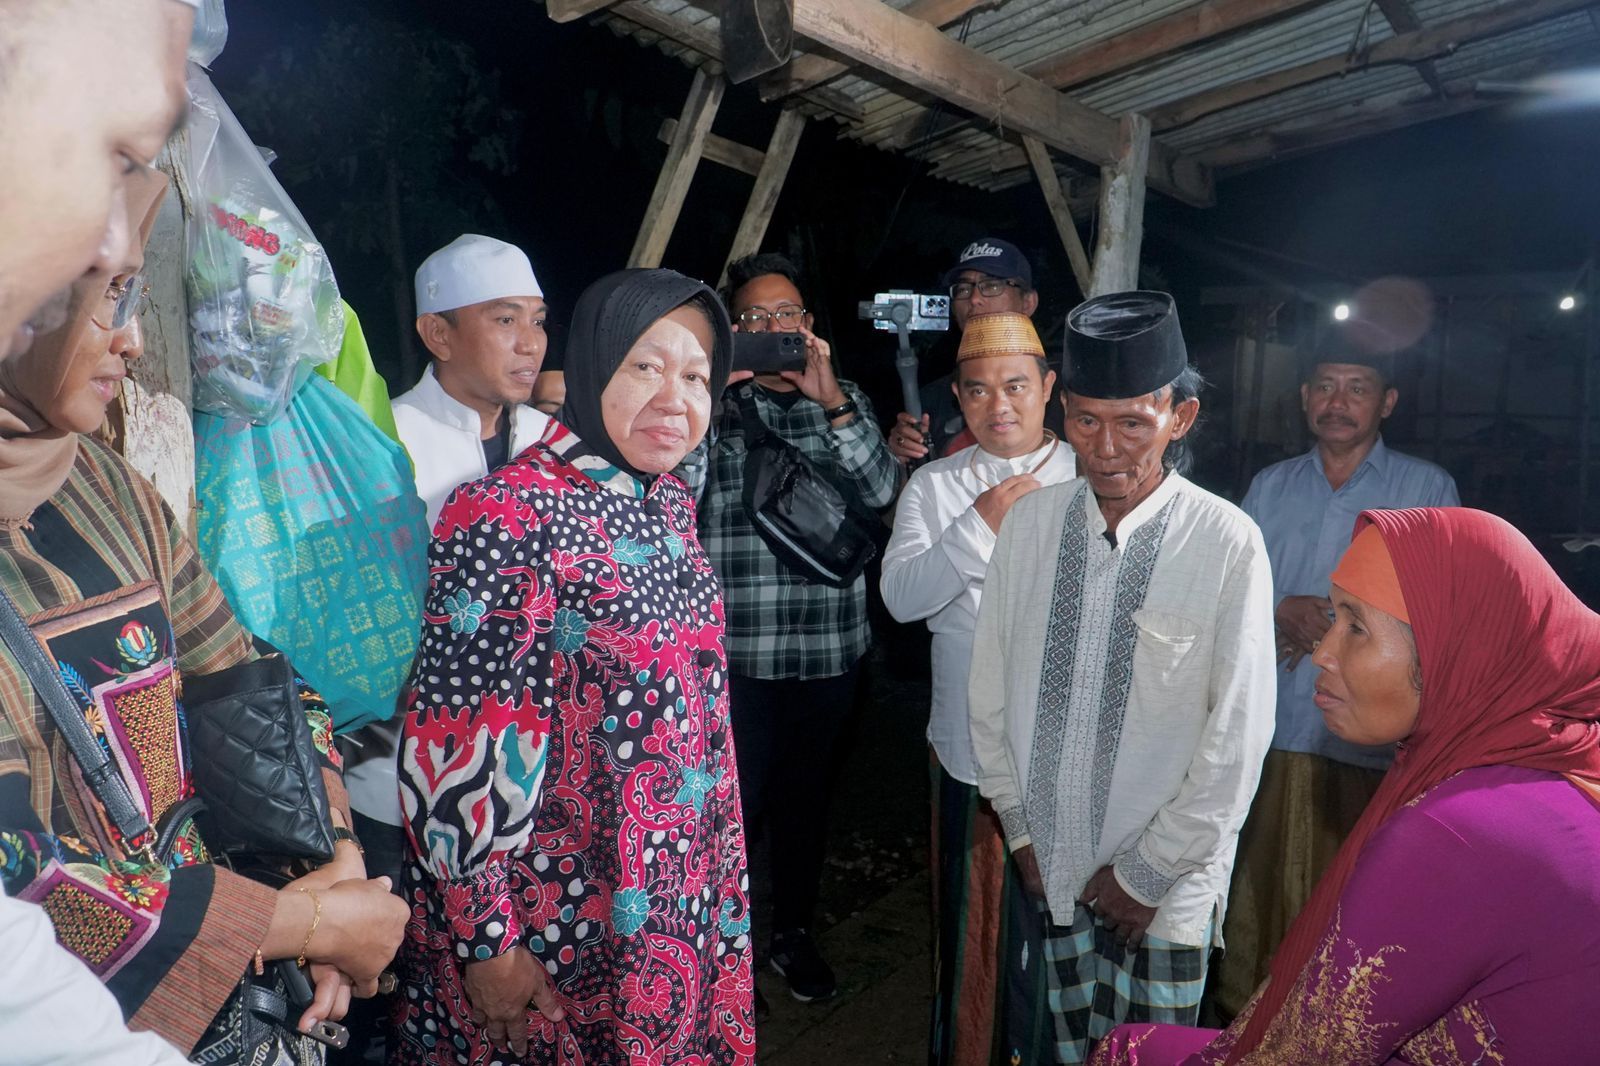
[1093, 507, 1600, 1064]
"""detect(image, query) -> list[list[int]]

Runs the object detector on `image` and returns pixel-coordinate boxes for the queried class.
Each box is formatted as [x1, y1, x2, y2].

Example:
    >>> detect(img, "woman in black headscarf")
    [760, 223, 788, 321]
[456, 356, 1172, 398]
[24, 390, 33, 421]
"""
[393, 270, 753, 1066]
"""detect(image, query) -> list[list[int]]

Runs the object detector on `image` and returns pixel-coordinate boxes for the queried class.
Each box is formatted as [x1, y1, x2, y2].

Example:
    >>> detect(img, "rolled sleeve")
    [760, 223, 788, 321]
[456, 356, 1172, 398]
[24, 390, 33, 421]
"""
[824, 385, 899, 511]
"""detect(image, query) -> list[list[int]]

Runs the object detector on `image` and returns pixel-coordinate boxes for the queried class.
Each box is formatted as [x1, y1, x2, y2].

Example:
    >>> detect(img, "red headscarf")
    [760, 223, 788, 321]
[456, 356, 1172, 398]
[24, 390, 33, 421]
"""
[1230, 506, 1600, 1060]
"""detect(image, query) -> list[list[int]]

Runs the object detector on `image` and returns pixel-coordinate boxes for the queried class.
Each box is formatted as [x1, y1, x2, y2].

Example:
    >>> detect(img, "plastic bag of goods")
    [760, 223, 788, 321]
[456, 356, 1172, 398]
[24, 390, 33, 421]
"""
[193, 375, 429, 733]
[184, 66, 343, 424]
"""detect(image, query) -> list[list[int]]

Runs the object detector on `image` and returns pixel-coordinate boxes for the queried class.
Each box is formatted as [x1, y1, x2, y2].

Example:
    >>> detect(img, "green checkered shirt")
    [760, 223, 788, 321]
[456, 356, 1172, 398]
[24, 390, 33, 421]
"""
[695, 381, 898, 680]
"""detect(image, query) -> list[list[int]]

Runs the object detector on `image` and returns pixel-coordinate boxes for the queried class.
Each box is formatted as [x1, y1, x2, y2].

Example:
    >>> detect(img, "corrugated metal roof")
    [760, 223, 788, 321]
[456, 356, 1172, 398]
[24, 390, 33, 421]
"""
[591, 0, 1600, 191]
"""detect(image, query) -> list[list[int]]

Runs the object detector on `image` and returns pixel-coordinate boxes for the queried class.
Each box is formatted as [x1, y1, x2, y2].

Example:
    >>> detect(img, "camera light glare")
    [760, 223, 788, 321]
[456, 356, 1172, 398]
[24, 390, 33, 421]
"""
[1559, 294, 1578, 312]
[1333, 303, 1351, 322]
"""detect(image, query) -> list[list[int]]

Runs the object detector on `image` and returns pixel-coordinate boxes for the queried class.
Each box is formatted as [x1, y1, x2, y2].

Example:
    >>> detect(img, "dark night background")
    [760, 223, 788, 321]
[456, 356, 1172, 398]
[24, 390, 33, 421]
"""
[209, 0, 1600, 598]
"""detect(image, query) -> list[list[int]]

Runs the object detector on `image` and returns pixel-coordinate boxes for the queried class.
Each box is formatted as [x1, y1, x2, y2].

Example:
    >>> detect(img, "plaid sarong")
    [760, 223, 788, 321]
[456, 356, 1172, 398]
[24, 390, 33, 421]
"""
[1044, 904, 1209, 1064]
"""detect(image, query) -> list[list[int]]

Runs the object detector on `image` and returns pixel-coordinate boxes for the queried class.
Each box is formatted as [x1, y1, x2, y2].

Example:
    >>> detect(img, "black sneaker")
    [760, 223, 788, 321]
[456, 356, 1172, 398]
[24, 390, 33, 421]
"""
[769, 928, 837, 1002]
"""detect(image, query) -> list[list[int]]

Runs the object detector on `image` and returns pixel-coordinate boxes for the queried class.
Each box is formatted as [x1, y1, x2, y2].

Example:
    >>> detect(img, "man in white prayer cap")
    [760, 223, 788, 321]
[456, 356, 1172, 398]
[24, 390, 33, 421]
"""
[344, 234, 553, 948]
[391, 233, 553, 524]
[0, 0, 194, 359]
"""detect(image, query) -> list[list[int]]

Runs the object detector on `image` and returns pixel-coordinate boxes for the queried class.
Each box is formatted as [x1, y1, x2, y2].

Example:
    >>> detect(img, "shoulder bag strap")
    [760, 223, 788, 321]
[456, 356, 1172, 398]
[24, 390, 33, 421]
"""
[0, 587, 153, 854]
[733, 384, 773, 445]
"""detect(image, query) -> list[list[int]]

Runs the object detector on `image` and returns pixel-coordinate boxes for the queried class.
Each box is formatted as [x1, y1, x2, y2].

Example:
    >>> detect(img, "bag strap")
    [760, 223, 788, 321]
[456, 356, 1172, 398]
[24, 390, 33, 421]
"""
[735, 383, 885, 526]
[733, 384, 774, 445]
[0, 587, 154, 856]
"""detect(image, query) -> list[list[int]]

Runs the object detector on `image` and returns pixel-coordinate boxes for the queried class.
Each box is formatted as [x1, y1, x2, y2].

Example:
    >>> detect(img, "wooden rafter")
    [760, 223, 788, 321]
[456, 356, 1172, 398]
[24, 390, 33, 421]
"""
[1372, 0, 1445, 97]
[1148, 0, 1596, 131]
[1027, 0, 1330, 90]
[606, 0, 865, 121]
[762, 0, 996, 100]
[658, 118, 766, 176]
[871, 0, 1331, 151]
[788, 0, 1213, 204]
[548, 0, 623, 23]
[1191, 48, 1596, 170]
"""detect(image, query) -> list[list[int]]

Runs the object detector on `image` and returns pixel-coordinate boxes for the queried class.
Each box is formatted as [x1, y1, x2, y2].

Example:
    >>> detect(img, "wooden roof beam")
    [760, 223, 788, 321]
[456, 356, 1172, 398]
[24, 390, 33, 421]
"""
[658, 118, 766, 176]
[1189, 47, 1597, 171]
[1027, 0, 1332, 90]
[549, 0, 623, 23]
[604, 0, 865, 121]
[1194, 88, 1486, 170]
[788, 0, 1214, 205]
[870, 0, 1334, 155]
[1149, 0, 1596, 131]
[762, 0, 998, 100]
[1372, 0, 1446, 97]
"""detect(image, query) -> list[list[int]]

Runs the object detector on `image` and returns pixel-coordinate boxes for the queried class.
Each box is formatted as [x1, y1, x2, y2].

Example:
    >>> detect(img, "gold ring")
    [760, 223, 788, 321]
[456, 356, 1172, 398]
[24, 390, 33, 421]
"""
[377, 971, 398, 995]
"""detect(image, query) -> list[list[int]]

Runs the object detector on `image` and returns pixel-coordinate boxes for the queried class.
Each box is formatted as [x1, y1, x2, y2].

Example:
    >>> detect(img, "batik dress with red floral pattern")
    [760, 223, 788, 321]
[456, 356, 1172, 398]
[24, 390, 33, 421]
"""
[394, 420, 754, 1066]
[0, 438, 345, 1053]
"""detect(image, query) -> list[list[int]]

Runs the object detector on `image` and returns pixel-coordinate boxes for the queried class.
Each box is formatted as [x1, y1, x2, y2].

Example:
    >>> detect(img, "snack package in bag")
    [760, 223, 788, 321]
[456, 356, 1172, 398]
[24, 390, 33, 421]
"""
[193, 375, 429, 733]
[184, 66, 343, 424]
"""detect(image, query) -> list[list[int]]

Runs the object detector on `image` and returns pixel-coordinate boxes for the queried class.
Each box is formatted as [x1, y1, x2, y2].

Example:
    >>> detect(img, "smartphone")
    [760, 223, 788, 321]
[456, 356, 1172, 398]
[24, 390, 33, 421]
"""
[733, 331, 807, 374]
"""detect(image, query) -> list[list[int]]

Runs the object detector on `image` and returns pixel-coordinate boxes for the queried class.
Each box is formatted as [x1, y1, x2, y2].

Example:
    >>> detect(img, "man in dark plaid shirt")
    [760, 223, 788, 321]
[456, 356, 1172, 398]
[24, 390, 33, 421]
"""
[697, 253, 898, 1004]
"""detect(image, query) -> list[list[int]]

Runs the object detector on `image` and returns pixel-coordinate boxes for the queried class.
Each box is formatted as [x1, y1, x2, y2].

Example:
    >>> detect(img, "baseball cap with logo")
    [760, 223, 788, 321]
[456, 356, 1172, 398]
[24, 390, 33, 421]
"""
[942, 237, 1033, 289]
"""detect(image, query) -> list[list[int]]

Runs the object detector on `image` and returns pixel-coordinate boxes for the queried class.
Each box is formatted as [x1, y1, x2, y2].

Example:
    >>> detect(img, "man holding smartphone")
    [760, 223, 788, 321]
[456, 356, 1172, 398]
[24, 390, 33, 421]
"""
[698, 252, 898, 1004]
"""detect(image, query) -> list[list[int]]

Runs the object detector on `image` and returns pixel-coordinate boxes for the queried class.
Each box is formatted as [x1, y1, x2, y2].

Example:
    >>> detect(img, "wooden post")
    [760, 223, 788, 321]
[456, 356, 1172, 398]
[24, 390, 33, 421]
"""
[719, 109, 807, 287]
[120, 140, 198, 528]
[1021, 136, 1093, 298]
[1089, 113, 1151, 296]
[628, 68, 725, 269]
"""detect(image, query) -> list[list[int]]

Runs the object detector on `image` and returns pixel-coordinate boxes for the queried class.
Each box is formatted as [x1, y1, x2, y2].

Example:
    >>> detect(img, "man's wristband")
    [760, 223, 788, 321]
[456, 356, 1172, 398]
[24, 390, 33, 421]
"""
[824, 399, 858, 421]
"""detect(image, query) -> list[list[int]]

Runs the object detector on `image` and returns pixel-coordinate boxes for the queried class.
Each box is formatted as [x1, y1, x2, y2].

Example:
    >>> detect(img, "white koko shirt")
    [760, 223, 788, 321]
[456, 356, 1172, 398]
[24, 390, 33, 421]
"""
[880, 436, 1075, 784]
[969, 473, 1276, 947]
[390, 363, 550, 527]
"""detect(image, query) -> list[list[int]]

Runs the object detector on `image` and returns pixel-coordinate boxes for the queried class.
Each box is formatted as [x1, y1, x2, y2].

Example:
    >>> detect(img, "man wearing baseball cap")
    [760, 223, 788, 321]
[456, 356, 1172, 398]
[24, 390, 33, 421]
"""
[391, 233, 552, 524]
[888, 238, 1042, 464]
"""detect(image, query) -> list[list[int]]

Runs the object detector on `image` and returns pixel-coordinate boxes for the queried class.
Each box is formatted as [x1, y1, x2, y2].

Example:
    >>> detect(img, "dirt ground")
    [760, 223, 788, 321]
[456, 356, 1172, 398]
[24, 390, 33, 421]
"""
[746, 620, 937, 1064]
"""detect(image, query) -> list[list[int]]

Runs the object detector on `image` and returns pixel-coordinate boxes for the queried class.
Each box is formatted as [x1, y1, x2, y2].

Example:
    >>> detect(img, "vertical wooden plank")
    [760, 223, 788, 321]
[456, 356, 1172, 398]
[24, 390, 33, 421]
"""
[1021, 135, 1092, 298]
[1089, 113, 1151, 297]
[719, 108, 807, 287]
[628, 68, 726, 269]
[119, 139, 198, 529]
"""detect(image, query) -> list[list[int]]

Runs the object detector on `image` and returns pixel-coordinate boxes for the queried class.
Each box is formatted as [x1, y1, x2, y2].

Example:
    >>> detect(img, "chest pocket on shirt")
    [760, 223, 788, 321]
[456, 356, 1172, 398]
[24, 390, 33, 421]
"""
[1130, 608, 1200, 685]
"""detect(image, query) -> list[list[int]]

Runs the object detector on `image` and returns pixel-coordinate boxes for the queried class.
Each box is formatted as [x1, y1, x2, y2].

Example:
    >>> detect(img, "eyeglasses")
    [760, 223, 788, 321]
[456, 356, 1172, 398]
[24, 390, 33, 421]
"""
[736, 304, 807, 330]
[91, 274, 151, 332]
[950, 278, 1023, 300]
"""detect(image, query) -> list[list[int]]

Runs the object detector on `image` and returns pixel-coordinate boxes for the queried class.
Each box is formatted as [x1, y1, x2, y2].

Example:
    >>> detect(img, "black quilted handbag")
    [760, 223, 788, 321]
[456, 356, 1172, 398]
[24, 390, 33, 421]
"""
[183, 652, 335, 863]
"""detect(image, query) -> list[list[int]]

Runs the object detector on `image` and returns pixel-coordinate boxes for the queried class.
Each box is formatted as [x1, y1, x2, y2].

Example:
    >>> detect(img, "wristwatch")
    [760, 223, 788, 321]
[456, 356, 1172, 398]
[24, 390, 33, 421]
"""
[823, 399, 858, 421]
[332, 825, 364, 855]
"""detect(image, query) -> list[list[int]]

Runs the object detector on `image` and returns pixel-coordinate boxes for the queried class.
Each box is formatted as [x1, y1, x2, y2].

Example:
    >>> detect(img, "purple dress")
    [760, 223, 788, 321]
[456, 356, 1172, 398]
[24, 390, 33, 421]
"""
[1093, 765, 1600, 1065]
